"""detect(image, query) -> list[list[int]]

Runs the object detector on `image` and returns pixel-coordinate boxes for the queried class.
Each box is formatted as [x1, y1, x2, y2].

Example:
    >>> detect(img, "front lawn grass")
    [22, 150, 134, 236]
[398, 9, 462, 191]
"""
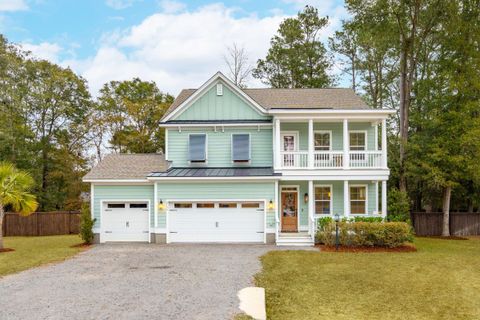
[256, 237, 480, 320]
[0, 235, 85, 277]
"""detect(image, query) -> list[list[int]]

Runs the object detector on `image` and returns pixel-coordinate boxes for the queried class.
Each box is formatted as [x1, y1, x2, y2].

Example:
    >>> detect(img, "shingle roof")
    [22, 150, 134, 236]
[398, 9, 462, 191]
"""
[83, 154, 169, 180]
[149, 167, 279, 178]
[162, 87, 368, 120]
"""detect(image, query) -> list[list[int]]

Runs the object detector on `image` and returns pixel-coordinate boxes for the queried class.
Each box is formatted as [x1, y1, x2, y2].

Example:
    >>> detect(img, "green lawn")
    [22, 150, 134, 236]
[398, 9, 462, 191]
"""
[0, 235, 86, 277]
[256, 237, 480, 320]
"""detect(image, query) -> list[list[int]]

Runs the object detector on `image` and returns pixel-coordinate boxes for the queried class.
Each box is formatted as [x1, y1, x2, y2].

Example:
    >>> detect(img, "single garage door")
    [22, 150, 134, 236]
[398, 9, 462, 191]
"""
[168, 201, 265, 243]
[101, 202, 150, 243]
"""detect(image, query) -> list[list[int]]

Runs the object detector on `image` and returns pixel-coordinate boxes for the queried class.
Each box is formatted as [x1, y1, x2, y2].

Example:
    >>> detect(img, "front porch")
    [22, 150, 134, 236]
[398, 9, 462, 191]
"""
[273, 118, 388, 170]
[274, 179, 387, 246]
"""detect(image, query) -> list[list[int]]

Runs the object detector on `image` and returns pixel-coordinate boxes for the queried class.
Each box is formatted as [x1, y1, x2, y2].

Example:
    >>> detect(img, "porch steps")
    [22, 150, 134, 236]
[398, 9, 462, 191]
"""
[276, 232, 314, 246]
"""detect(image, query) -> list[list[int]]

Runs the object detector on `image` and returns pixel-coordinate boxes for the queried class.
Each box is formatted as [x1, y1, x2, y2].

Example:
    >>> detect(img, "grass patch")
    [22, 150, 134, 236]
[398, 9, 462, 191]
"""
[256, 237, 480, 320]
[0, 235, 86, 277]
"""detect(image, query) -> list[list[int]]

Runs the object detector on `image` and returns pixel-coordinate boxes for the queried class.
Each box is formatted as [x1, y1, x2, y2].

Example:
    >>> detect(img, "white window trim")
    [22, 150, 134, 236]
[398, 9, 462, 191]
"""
[231, 133, 251, 164]
[188, 133, 208, 164]
[314, 184, 333, 216]
[349, 130, 368, 151]
[349, 184, 368, 215]
[280, 131, 299, 152]
[280, 185, 300, 231]
[313, 130, 332, 151]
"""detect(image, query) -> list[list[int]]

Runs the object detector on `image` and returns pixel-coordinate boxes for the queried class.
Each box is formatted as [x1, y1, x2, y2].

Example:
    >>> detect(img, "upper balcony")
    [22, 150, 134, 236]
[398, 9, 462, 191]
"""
[273, 118, 388, 171]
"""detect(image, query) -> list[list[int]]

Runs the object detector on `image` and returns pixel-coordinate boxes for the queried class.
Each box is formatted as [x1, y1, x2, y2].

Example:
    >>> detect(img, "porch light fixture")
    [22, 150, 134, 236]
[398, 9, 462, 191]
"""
[334, 213, 340, 251]
[158, 200, 166, 211]
[304, 193, 309, 203]
[268, 200, 275, 210]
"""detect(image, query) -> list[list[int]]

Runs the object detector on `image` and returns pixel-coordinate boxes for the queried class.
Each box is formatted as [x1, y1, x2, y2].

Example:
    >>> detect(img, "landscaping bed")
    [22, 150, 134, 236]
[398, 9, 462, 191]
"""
[317, 244, 417, 252]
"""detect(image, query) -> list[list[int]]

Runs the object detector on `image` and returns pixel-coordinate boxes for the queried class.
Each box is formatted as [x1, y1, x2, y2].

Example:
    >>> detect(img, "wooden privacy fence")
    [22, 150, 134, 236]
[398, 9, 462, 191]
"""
[2, 211, 81, 236]
[411, 212, 480, 236]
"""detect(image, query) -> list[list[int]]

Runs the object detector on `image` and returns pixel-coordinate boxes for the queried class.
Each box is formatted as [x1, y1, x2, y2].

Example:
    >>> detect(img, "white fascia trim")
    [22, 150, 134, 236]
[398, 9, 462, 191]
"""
[163, 72, 267, 121]
[146, 176, 281, 181]
[159, 123, 273, 128]
[279, 174, 389, 181]
[269, 109, 396, 115]
[83, 179, 150, 183]
[83, 180, 152, 185]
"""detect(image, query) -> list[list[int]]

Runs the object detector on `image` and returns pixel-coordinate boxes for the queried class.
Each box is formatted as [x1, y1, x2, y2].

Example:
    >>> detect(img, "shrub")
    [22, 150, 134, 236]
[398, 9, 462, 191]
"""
[387, 188, 411, 222]
[353, 216, 384, 223]
[79, 204, 96, 244]
[317, 216, 333, 231]
[316, 221, 413, 248]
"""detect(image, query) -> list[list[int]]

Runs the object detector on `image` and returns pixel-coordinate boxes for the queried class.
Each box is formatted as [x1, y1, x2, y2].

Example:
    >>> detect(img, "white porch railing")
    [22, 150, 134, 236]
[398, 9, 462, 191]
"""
[280, 151, 309, 168]
[349, 151, 383, 168]
[279, 150, 384, 169]
[313, 151, 344, 168]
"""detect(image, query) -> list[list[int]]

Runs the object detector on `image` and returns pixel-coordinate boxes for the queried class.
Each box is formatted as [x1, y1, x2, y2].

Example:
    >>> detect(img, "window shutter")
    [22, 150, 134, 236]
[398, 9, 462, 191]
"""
[232, 134, 250, 161]
[189, 134, 206, 161]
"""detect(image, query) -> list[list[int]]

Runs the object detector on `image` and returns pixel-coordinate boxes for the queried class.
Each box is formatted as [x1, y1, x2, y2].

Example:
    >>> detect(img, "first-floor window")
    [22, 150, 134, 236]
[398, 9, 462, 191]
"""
[315, 186, 331, 214]
[350, 186, 367, 214]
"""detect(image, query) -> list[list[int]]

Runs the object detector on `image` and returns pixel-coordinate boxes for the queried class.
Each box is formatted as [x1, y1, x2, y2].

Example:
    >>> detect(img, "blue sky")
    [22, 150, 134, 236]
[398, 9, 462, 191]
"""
[0, 0, 348, 95]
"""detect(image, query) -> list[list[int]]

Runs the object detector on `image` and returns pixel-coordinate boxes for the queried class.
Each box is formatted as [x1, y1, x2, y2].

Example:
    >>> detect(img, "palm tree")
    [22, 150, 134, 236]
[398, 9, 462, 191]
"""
[0, 163, 38, 249]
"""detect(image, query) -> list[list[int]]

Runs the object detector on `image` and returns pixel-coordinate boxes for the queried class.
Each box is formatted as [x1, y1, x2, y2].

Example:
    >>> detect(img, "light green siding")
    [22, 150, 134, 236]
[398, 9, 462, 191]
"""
[175, 80, 270, 121]
[167, 127, 273, 167]
[93, 185, 155, 228]
[280, 122, 376, 151]
[156, 181, 276, 231]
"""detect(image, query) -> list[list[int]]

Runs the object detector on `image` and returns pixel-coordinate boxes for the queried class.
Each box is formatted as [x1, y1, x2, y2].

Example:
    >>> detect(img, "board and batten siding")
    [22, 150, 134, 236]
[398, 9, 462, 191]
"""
[175, 80, 271, 121]
[280, 122, 377, 151]
[167, 127, 273, 167]
[93, 185, 155, 229]
[156, 181, 276, 230]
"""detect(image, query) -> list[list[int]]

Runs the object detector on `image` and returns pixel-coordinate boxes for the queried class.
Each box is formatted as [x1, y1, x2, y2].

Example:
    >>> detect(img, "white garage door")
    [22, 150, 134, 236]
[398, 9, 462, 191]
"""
[101, 202, 150, 243]
[168, 201, 265, 243]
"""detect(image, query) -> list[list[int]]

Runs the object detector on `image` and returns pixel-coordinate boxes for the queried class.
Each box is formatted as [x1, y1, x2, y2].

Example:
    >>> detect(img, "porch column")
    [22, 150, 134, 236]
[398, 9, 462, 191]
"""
[343, 119, 349, 169]
[308, 119, 314, 169]
[274, 180, 279, 240]
[381, 118, 387, 168]
[308, 180, 314, 235]
[154, 182, 158, 228]
[344, 180, 350, 218]
[375, 181, 379, 215]
[274, 118, 281, 169]
[381, 180, 387, 218]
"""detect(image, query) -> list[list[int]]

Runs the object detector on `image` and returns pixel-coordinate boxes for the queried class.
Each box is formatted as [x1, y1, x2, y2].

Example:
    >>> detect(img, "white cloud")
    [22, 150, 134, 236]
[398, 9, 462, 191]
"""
[0, 0, 28, 11]
[159, 0, 186, 14]
[62, 4, 286, 95]
[105, 0, 139, 10]
[20, 42, 63, 63]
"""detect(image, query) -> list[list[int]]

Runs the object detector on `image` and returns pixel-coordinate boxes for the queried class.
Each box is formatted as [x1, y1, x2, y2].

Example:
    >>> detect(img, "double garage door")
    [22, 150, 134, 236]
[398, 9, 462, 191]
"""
[168, 201, 265, 243]
[101, 202, 150, 243]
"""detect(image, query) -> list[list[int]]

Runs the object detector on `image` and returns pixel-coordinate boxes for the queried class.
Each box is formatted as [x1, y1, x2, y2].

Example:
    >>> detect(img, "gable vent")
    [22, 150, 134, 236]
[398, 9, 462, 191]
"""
[216, 83, 223, 96]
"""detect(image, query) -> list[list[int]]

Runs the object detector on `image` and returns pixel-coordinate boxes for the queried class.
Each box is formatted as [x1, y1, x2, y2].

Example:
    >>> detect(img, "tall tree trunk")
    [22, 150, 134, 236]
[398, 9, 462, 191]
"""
[399, 43, 409, 193]
[0, 204, 4, 250]
[442, 186, 452, 237]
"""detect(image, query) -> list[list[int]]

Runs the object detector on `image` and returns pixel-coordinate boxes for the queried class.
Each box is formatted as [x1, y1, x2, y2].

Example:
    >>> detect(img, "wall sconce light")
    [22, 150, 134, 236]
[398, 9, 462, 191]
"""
[158, 200, 166, 211]
[304, 193, 309, 203]
[268, 200, 275, 210]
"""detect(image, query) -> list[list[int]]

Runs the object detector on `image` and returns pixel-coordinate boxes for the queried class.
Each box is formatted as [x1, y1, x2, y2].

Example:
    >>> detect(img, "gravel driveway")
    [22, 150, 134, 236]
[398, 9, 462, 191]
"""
[0, 244, 283, 320]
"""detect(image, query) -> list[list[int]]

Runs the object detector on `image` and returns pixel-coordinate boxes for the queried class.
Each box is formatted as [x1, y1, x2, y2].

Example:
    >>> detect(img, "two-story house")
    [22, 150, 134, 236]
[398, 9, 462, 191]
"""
[83, 72, 394, 246]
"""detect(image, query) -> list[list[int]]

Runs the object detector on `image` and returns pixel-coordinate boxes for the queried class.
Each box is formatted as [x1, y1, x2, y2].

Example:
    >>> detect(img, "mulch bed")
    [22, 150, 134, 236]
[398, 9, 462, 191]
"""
[417, 236, 468, 240]
[0, 248, 15, 253]
[70, 243, 93, 248]
[317, 244, 417, 253]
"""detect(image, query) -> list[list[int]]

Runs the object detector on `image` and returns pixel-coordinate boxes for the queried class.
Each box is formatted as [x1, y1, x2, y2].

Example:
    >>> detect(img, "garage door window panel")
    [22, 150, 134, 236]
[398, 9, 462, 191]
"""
[197, 203, 214, 208]
[241, 203, 260, 208]
[129, 203, 147, 208]
[174, 203, 193, 208]
[107, 203, 125, 208]
[219, 203, 237, 208]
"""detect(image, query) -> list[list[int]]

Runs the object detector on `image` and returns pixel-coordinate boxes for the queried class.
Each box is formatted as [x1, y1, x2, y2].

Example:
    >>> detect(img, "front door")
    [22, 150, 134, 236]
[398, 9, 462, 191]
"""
[281, 191, 298, 232]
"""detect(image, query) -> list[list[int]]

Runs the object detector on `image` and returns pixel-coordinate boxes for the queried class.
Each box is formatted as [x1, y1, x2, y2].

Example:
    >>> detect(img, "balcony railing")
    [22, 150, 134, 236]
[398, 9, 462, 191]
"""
[280, 150, 384, 169]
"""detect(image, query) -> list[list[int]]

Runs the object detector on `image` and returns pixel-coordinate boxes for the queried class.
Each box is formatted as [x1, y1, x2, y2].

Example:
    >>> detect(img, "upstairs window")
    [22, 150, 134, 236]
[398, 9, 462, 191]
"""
[189, 134, 207, 162]
[314, 132, 331, 151]
[232, 134, 250, 162]
[349, 132, 366, 151]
